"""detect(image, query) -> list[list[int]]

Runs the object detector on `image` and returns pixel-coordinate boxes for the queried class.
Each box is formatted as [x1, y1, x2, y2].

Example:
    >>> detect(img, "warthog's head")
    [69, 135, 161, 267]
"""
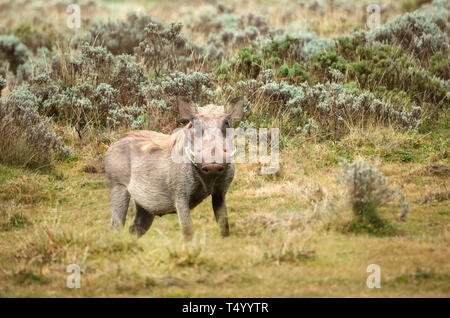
[177, 96, 244, 176]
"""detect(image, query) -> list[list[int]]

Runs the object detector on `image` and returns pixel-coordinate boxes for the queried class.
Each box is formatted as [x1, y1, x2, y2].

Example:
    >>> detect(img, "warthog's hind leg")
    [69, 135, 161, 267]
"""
[130, 203, 155, 238]
[110, 184, 130, 230]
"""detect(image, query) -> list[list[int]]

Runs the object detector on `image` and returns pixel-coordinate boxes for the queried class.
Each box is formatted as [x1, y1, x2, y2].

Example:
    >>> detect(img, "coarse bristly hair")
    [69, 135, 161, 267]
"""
[123, 128, 186, 154]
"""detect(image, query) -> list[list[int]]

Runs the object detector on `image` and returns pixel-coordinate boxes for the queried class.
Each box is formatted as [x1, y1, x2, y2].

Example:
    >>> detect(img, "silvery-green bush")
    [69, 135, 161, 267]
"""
[0, 85, 70, 166]
[76, 12, 226, 71]
[357, 9, 449, 62]
[0, 75, 6, 91]
[237, 76, 422, 137]
[268, 32, 334, 60]
[135, 21, 186, 73]
[337, 160, 409, 222]
[8, 43, 150, 135]
[0, 35, 30, 73]
[142, 71, 215, 104]
[138, 71, 217, 130]
[75, 13, 162, 55]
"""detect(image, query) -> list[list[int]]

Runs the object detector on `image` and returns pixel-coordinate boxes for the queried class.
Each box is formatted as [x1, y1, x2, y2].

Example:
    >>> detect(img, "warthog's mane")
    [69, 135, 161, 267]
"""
[197, 104, 227, 119]
[121, 123, 191, 154]
[125, 105, 227, 154]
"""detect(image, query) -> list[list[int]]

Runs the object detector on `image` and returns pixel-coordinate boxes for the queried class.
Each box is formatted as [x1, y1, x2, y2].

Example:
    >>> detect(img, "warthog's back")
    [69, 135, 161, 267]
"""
[104, 130, 178, 184]
[105, 130, 185, 213]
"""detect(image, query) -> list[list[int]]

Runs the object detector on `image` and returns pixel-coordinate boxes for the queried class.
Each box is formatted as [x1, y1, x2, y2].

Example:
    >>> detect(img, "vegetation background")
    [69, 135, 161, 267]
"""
[0, 0, 448, 297]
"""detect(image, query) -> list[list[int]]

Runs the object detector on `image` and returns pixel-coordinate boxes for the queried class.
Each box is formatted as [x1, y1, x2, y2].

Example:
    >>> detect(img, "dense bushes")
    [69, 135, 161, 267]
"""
[264, 33, 334, 63]
[14, 44, 148, 137]
[228, 20, 448, 123]
[135, 22, 185, 74]
[0, 85, 70, 167]
[0, 35, 30, 73]
[79, 13, 161, 55]
[141, 71, 216, 131]
[2, 38, 218, 138]
[237, 77, 422, 138]
[7, 21, 59, 54]
[0, 75, 6, 91]
[0, 0, 447, 168]
[334, 38, 449, 108]
[365, 11, 449, 62]
[77, 12, 227, 72]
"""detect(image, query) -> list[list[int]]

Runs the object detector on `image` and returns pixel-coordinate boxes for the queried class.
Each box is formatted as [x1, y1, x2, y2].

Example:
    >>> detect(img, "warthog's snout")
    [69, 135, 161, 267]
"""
[200, 163, 227, 176]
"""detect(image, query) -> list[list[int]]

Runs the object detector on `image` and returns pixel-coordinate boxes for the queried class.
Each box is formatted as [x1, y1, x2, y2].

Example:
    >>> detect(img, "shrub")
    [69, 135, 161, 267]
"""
[307, 49, 348, 82]
[337, 160, 409, 233]
[78, 12, 226, 72]
[135, 22, 185, 74]
[0, 85, 70, 167]
[234, 46, 263, 78]
[8, 21, 59, 53]
[264, 33, 334, 63]
[365, 11, 449, 62]
[141, 71, 216, 131]
[77, 13, 162, 55]
[42, 79, 144, 137]
[237, 78, 422, 138]
[187, 5, 239, 34]
[0, 75, 6, 91]
[205, 11, 282, 49]
[429, 51, 449, 79]
[0, 35, 30, 73]
[334, 40, 449, 108]
[9, 44, 150, 136]
[188, 4, 277, 40]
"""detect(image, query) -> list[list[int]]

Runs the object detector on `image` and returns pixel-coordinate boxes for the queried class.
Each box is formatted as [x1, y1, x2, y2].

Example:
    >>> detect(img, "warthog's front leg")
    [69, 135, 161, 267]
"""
[175, 197, 193, 241]
[212, 193, 229, 237]
[110, 184, 130, 230]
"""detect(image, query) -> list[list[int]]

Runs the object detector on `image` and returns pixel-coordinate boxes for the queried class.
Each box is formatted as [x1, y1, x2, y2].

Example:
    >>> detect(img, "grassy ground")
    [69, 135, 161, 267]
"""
[0, 128, 448, 297]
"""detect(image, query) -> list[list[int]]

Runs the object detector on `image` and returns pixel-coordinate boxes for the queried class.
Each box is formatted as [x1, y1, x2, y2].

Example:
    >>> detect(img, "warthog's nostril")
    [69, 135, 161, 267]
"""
[201, 164, 226, 175]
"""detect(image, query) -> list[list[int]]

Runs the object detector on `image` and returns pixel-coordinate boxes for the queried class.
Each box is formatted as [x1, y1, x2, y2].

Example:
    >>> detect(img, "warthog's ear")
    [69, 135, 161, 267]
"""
[225, 97, 245, 120]
[177, 96, 198, 120]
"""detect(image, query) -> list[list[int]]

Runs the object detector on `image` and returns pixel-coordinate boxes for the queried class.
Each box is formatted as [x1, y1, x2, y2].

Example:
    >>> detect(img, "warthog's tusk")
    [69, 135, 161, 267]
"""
[229, 148, 237, 157]
[184, 147, 196, 163]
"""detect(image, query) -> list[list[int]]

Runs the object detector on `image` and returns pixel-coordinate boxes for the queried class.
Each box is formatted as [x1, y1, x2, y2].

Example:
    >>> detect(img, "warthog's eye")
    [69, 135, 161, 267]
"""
[224, 120, 230, 128]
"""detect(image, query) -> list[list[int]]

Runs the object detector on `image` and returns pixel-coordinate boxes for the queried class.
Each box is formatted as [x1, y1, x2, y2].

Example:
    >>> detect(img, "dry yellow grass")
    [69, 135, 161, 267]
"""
[0, 125, 448, 297]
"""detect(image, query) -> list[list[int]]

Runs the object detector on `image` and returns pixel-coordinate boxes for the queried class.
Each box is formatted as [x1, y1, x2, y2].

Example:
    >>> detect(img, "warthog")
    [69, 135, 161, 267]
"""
[104, 96, 244, 240]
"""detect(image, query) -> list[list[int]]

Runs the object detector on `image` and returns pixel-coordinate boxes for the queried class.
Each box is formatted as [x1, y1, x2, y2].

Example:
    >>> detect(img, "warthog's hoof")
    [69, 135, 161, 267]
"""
[129, 225, 145, 238]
